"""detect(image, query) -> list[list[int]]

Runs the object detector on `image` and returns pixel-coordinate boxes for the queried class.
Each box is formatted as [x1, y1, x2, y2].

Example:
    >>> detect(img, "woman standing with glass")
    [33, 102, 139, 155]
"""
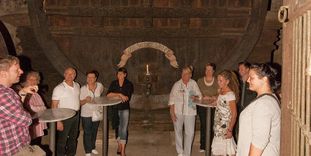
[20, 71, 47, 146]
[80, 70, 104, 156]
[107, 67, 134, 156]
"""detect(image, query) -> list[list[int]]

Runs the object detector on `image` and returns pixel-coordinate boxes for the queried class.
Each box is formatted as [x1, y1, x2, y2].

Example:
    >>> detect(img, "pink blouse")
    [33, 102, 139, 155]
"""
[27, 93, 47, 139]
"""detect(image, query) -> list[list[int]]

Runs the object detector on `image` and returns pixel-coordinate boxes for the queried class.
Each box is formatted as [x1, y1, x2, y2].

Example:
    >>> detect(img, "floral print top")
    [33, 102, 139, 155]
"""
[213, 91, 236, 138]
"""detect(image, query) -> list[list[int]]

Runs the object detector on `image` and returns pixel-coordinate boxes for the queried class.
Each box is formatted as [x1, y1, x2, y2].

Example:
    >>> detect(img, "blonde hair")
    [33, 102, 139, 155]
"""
[0, 55, 19, 71]
[182, 65, 193, 74]
[218, 70, 240, 101]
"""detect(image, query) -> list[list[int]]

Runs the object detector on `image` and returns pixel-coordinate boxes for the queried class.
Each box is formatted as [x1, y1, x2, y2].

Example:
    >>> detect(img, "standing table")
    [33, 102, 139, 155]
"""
[92, 96, 122, 156]
[193, 99, 215, 156]
[37, 108, 76, 156]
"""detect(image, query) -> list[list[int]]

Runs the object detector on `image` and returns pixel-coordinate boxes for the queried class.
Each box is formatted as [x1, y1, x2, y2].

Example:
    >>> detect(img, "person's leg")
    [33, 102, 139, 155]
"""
[197, 106, 206, 150]
[116, 127, 121, 154]
[82, 117, 93, 154]
[118, 110, 129, 156]
[56, 118, 72, 156]
[184, 115, 196, 156]
[91, 120, 100, 150]
[66, 113, 80, 156]
[30, 137, 42, 146]
[234, 113, 240, 142]
[173, 114, 184, 155]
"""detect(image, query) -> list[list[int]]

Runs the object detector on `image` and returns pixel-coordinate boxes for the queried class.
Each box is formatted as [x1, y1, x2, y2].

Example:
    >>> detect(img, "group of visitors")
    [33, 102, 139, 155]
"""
[0, 55, 133, 156]
[0, 54, 280, 156]
[51, 67, 133, 156]
[169, 62, 281, 156]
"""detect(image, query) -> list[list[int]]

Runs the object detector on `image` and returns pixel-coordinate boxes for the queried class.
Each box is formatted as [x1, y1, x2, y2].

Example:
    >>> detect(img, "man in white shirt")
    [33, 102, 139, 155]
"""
[51, 67, 80, 156]
[169, 66, 202, 156]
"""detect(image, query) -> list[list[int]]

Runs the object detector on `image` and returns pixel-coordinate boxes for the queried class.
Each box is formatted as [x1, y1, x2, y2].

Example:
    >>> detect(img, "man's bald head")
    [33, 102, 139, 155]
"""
[64, 67, 76, 83]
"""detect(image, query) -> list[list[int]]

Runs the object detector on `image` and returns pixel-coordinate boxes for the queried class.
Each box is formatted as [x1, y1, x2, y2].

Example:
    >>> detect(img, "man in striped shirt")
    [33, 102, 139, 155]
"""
[0, 56, 39, 155]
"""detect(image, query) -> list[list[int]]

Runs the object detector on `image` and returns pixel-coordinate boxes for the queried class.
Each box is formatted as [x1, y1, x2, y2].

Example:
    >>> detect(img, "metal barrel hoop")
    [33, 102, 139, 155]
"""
[278, 6, 289, 23]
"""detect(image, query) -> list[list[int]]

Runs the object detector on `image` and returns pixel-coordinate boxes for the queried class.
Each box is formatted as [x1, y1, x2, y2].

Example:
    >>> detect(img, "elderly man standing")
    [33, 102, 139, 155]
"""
[169, 66, 202, 156]
[51, 67, 80, 156]
[0, 55, 44, 156]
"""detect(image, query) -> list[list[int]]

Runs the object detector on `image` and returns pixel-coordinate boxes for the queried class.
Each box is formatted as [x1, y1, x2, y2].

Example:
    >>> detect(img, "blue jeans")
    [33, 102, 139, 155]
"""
[117, 109, 129, 144]
[81, 117, 100, 153]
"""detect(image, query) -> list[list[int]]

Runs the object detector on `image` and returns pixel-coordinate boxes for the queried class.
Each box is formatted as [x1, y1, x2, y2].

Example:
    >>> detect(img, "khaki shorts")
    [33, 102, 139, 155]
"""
[14, 145, 46, 156]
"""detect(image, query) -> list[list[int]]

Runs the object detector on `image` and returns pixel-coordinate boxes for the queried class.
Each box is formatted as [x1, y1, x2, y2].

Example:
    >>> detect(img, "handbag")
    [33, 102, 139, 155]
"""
[15, 145, 45, 156]
[92, 108, 103, 121]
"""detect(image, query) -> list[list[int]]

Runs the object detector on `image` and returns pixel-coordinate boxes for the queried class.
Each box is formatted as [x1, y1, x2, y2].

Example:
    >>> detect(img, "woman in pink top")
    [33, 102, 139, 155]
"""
[21, 71, 47, 145]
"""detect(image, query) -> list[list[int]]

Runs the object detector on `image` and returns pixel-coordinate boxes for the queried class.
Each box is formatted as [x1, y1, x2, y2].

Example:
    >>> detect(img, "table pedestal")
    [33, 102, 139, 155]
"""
[205, 108, 212, 156]
[92, 96, 122, 156]
[38, 108, 76, 156]
[192, 99, 214, 156]
[102, 106, 108, 156]
[50, 122, 56, 156]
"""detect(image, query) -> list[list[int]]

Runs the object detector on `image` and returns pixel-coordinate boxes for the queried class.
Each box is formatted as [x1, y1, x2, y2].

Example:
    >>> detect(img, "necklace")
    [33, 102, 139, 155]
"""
[204, 77, 214, 86]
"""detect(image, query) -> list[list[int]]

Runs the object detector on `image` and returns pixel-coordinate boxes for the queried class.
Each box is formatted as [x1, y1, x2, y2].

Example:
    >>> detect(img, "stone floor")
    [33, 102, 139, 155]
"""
[43, 109, 208, 156]
[75, 129, 206, 156]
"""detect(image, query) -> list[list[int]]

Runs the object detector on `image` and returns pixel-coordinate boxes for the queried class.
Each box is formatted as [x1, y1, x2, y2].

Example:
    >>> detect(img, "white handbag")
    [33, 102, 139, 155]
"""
[92, 108, 103, 121]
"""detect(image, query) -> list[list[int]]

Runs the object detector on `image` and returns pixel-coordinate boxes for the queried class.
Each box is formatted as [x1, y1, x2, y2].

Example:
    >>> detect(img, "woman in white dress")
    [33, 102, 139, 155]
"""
[237, 63, 280, 156]
[212, 70, 239, 156]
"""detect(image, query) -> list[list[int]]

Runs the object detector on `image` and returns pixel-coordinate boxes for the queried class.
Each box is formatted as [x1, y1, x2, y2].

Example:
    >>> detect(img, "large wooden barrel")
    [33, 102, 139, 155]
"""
[27, 0, 268, 100]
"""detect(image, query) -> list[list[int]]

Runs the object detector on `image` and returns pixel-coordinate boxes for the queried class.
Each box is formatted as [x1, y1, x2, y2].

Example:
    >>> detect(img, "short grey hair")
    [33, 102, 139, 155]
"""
[26, 71, 41, 83]
[0, 55, 19, 71]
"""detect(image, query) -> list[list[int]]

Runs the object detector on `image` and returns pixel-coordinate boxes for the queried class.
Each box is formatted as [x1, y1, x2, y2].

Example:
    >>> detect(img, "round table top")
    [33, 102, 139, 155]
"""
[192, 99, 215, 108]
[37, 108, 76, 123]
[91, 96, 122, 107]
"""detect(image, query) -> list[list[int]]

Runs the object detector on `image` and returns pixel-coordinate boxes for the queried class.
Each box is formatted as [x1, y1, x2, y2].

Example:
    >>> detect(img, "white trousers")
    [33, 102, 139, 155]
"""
[173, 114, 196, 156]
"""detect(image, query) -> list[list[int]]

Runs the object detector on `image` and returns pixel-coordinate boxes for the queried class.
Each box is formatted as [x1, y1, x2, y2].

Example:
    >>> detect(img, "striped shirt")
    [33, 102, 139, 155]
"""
[0, 85, 32, 156]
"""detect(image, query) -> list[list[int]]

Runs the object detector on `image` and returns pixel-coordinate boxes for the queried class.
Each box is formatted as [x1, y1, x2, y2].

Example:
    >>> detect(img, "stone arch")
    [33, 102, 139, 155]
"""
[117, 41, 179, 68]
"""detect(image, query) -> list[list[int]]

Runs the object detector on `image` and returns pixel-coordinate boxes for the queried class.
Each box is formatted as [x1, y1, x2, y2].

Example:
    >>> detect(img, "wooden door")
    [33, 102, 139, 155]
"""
[280, 0, 311, 155]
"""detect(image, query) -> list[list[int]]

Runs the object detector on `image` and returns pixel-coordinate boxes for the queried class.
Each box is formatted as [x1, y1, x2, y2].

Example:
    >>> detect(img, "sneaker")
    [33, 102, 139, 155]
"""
[92, 149, 99, 155]
[199, 149, 205, 153]
[85, 153, 91, 156]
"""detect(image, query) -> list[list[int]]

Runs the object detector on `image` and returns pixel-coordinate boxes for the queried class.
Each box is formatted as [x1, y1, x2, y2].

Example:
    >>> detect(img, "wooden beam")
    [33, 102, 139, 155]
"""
[49, 27, 245, 38]
[45, 6, 251, 18]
